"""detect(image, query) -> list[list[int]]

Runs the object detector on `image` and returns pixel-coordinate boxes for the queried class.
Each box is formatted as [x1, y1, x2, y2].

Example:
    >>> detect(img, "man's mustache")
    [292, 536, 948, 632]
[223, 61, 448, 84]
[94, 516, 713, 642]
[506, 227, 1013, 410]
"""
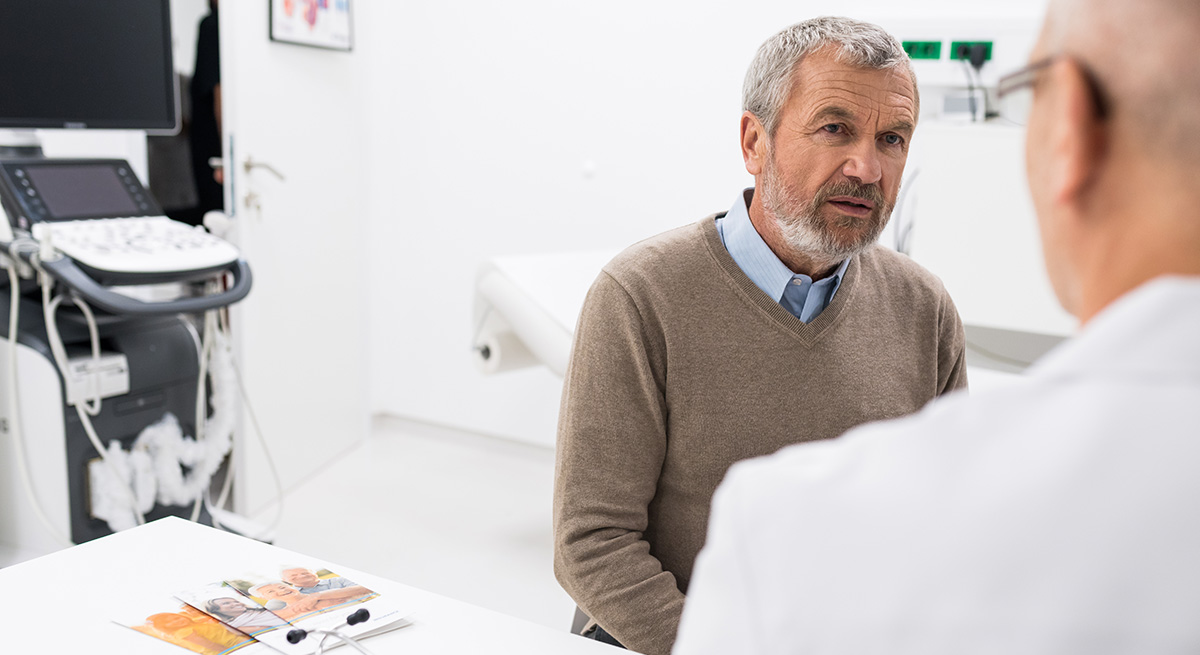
[813, 181, 886, 208]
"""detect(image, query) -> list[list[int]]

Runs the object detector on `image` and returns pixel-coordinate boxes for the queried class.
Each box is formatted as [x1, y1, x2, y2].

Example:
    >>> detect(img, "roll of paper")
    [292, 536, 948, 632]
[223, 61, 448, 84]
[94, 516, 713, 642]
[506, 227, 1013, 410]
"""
[473, 330, 540, 375]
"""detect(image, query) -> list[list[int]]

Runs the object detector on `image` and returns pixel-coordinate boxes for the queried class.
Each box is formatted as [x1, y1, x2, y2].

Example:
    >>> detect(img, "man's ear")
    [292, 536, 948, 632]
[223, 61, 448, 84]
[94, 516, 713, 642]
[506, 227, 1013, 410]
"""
[741, 111, 768, 175]
[1045, 58, 1108, 206]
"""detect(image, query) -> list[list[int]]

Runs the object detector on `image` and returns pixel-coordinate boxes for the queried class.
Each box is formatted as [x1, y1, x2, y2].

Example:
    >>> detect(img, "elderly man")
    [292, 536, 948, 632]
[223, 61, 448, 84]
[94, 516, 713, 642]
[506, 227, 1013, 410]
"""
[554, 17, 967, 655]
[248, 582, 346, 619]
[674, 1, 1200, 653]
[282, 567, 372, 602]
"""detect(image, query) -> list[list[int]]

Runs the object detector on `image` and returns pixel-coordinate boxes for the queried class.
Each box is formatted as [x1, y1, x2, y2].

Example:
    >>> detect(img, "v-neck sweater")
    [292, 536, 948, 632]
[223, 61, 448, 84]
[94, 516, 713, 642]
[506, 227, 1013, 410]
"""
[553, 215, 968, 655]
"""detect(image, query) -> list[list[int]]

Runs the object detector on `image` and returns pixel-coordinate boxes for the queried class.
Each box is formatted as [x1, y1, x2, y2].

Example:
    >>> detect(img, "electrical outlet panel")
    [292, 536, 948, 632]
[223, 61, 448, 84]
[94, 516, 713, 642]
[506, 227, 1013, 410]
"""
[949, 41, 995, 61]
[902, 41, 943, 60]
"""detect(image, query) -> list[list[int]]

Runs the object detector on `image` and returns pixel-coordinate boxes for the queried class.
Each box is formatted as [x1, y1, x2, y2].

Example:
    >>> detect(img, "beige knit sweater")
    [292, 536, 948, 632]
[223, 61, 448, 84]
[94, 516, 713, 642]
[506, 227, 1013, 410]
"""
[553, 216, 967, 655]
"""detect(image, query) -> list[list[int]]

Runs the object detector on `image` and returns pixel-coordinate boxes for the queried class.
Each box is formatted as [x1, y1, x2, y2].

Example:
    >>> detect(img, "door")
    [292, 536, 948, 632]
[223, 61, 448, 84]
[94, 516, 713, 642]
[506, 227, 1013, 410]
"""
[219, 2, 371, 515]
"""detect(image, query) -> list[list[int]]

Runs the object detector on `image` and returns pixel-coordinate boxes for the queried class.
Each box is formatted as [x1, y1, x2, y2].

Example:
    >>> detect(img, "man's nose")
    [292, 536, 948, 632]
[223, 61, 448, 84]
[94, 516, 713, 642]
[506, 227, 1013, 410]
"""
[841, 139, 883, 185]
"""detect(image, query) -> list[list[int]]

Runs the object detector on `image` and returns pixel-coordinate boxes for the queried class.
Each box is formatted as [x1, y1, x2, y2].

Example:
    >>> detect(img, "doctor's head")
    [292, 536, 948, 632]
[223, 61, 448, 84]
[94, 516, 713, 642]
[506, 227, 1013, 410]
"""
[740, 17, 918, 273]
[1016, 0, 1200, 322]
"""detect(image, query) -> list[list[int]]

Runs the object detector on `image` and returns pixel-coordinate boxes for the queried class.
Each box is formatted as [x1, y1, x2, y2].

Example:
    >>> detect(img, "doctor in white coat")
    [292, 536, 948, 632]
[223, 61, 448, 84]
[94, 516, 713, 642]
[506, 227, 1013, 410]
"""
[674, 0, 1200, 653]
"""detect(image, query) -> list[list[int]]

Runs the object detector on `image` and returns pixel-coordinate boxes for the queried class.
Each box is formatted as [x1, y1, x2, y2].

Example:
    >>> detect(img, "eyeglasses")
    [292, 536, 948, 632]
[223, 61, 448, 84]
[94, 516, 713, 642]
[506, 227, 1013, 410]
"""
[995, 57, 1057, 126]
[995, 55, 1109, 126]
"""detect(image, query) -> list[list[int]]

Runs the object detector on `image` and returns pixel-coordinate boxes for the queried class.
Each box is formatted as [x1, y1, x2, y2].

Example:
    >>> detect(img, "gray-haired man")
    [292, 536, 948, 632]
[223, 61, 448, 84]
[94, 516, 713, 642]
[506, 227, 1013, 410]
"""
[553, 16, 967, 655]
[676, 1, 1200, 653]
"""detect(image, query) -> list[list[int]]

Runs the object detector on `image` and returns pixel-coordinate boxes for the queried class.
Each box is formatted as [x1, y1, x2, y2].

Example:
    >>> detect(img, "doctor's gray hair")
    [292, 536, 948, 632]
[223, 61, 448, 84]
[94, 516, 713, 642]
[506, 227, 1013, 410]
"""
[743, 17, 917, 139]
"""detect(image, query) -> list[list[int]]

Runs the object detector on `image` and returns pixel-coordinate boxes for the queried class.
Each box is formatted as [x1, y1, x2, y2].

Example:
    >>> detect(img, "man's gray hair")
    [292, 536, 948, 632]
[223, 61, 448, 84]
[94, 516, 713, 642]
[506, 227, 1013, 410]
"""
[743, 17, 917, 138]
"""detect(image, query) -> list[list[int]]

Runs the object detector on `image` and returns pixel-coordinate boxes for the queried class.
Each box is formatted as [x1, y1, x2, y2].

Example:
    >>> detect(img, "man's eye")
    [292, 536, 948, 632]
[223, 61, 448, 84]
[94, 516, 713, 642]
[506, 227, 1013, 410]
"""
[822, 124, 843, 134]
[882, 134, 904, 146]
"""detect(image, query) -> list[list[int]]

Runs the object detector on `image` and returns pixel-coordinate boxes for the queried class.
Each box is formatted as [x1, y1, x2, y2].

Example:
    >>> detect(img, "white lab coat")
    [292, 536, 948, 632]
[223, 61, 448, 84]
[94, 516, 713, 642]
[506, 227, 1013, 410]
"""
[674, 276, 1200, 655]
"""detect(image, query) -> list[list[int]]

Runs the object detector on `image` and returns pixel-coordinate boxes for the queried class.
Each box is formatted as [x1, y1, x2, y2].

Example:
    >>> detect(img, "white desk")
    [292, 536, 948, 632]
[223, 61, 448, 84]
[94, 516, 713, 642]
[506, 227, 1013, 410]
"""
[0, 517, 615, 654]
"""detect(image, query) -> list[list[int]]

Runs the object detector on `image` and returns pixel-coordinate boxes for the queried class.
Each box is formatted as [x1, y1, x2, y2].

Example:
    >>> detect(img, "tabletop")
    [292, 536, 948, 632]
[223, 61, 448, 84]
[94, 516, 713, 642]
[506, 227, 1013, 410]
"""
[0, 517, 616, 654]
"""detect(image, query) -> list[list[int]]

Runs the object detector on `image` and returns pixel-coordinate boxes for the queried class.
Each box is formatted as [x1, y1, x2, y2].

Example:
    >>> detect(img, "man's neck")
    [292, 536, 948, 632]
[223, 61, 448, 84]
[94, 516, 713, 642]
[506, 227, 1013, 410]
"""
[1076, 234, 1200, 324]
[747, 190, 844, 279]
[1072, 175, 1200, 324]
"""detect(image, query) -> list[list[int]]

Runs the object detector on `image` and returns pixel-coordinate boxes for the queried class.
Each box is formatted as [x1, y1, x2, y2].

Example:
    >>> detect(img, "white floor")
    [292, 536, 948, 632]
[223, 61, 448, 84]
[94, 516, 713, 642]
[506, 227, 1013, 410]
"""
[257, 415, 578, 632]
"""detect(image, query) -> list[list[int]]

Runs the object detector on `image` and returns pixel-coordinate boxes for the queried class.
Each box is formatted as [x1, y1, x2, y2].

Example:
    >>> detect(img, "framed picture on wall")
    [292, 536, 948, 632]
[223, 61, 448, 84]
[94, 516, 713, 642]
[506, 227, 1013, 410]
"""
[270, 0, 353, 51]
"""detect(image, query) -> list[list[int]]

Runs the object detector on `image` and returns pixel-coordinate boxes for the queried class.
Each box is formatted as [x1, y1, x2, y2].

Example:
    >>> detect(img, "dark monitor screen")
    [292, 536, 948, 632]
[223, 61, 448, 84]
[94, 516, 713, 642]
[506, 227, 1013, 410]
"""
[25, 165, 141, 219]
[0, 0, 177, 131]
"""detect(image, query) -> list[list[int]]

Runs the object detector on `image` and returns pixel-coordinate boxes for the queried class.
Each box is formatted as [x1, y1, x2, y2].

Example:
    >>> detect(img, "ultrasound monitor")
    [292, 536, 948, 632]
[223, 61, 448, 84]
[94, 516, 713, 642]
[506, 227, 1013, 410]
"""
[0, 0, 177, 133]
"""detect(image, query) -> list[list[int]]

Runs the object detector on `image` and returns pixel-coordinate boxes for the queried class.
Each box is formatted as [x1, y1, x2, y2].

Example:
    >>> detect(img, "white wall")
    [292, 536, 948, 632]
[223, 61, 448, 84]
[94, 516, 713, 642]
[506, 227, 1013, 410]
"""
[365, 0, 1050, 447]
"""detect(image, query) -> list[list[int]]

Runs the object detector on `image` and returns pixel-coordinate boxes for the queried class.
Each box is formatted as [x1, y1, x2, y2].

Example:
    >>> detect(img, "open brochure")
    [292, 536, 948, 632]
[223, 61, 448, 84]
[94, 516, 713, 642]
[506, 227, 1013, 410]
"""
[119, 561, 412, 654]
[120, 597, 264, 655]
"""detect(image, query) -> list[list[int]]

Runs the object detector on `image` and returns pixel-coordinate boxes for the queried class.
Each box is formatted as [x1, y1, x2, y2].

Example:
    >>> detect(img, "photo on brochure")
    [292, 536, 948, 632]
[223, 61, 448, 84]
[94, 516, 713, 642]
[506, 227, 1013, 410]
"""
[220, 564, 387, 654]
[177, 581, 294, 637]
[118, 598, 262, 655]
[225, 564, 379, 622]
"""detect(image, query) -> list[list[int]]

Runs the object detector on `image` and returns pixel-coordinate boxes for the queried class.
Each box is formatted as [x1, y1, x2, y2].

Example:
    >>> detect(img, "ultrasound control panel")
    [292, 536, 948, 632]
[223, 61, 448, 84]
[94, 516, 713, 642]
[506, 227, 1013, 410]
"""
[0, 158, 239, 277]
[0, 158, 161, 229]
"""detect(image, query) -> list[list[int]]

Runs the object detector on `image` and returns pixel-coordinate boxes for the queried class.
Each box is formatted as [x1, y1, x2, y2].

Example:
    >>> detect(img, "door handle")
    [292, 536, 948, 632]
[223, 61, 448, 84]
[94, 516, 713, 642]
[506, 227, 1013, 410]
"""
[243, 156, 287, 182]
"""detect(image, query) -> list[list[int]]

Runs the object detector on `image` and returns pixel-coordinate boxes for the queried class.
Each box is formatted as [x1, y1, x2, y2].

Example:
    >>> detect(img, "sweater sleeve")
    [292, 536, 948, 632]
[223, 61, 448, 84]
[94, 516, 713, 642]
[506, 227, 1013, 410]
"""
[937, 286, 969, 394]
[553, 270, 686, 655]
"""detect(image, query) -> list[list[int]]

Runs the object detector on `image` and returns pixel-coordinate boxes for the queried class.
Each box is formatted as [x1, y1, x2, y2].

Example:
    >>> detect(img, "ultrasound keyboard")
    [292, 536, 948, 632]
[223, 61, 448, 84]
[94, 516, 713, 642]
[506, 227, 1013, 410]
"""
[33, 216, 241, 275]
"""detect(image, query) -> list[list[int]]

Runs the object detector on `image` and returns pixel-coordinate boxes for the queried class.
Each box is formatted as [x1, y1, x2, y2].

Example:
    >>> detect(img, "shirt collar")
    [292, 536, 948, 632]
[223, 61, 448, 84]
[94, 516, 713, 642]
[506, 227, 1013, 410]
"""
[719, 188, 848, 300]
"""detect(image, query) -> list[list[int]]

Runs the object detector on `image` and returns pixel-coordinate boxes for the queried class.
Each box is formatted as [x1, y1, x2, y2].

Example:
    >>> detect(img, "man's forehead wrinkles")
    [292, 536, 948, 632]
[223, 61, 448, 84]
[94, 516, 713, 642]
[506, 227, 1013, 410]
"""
[796, 64, 916, 110]
[815, 86, 886, 103]
[800, 86, 881, 107]
[799, 81, 914, 107]
[802, 67, 907, 87]
[802, 90, 868, 109]
[802, 83, 898, 105]
[799, 97, 914, 126]
[794, 71, 913, 98]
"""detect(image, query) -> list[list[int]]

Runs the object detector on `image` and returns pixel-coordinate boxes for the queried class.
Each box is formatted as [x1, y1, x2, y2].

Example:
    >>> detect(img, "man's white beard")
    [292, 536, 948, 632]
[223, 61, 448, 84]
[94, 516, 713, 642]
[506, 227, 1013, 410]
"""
[760, 155, 895, 263]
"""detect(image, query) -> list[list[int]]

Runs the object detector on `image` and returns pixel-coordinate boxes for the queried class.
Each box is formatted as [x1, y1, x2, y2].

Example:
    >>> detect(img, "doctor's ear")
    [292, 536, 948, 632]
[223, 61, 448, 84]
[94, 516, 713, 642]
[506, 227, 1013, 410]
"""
[741, 112, 769, 176]
[1043, 58, 1109, 207]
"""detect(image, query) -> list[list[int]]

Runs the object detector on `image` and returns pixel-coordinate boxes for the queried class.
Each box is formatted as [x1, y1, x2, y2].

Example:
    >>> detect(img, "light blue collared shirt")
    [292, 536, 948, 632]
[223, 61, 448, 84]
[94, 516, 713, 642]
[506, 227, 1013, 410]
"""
[715, 188, 849, 323]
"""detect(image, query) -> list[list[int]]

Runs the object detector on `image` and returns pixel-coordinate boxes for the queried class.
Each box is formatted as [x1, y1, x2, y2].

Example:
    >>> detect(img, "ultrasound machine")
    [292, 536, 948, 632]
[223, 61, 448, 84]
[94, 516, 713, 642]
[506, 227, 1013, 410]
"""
[0, 1, 255, 555]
